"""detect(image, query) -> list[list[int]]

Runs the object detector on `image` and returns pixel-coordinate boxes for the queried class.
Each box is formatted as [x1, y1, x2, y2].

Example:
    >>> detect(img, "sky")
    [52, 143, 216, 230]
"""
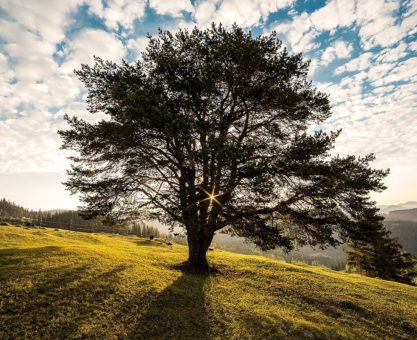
[0, 0, 416, 210]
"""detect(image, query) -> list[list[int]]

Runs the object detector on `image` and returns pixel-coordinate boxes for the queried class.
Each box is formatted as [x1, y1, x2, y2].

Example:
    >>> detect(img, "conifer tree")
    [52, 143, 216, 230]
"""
[59, 24, 389, 271]
[347, 215, 416, 285]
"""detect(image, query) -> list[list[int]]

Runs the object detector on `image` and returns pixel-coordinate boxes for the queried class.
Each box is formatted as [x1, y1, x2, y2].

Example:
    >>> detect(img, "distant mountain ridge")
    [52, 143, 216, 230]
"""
[386, 208, 417, 222]
[377, 201, 417, 214]
[377, 202, 417, 254]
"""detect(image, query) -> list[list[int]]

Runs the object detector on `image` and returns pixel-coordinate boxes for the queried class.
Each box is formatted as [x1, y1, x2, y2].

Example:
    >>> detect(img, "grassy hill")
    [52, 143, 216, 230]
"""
[1, 226, 416, 339]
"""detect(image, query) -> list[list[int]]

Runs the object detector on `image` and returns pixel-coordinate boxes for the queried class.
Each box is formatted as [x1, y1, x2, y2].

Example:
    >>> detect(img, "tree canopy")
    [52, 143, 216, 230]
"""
[60, 24, 389, 271]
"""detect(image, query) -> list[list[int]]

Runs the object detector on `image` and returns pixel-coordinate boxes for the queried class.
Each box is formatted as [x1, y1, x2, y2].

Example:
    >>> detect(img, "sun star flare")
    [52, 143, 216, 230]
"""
[200, 186, 224, 208]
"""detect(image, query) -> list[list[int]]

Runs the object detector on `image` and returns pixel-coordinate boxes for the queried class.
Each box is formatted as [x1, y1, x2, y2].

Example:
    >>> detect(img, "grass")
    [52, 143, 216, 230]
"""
[1, 226, 416, 339]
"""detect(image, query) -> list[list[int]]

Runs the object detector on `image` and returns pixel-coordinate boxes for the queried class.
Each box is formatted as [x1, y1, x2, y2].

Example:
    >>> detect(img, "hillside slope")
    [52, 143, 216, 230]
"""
[387, 208, 417, 222]
[1, 226, 416, 339]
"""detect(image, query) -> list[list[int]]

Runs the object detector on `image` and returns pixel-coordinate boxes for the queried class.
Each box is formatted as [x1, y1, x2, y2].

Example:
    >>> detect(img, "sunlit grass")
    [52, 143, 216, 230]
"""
[1, 226, 416, 339]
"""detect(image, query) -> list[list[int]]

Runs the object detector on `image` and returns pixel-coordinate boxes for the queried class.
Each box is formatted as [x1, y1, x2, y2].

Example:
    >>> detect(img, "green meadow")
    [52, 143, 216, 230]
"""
[1, 225, 416, 339]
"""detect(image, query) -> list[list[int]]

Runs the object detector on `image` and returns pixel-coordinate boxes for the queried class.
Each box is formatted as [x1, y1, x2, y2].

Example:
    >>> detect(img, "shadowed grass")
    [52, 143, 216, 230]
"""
[0, 225, 416, 339]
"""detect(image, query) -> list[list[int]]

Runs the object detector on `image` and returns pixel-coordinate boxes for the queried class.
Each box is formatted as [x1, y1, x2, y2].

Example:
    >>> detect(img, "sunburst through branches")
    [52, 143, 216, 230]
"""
[200, 186, 223, 208]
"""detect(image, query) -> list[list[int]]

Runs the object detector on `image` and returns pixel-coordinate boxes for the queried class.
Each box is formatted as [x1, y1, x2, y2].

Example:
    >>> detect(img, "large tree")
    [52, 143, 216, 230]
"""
[60, 25, 388, 271]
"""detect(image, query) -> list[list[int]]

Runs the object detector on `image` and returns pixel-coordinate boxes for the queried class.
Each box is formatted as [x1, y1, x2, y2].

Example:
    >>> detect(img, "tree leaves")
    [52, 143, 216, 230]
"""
[59, 24, 389, 260]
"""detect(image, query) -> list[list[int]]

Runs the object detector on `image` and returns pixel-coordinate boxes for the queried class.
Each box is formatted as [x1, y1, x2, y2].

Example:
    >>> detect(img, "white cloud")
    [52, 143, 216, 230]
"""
[0, 16, 82, 119]
[316, 45, 417, 204]
[356, 0, 400, 49]
[372, 57, 417, 86]
[0, 53, 8, 73]
[194, 0, 217, 24]
[310, 0, 356, 32]
[0, 19, 59, 82]
[308, 58, 319, 75]
[272, 12, 319, 53]
[333, 41, 353, 58]
[355, 0, 417, 50]
[0, 0, 82, 45]
[375, 41, 408, 62]
[320, 40, 353, 65]
[88, 0, 147, 30]
[0, 18, 125, 178]
[194, 0, 293, 28]
[54, 101, 109, 124]
[150, 0, 193, 16]
[408, 40, 417, 51]
[334, 52, 374, 74]
[271, 0, 356, 52]
[270, 0, 417, 53]
[0, 111, 69, 173]
[61, 29, 126, 72]
[319, 77, 417, 177]
[127, 36, 150, 58]
[366, 62, 395, 83]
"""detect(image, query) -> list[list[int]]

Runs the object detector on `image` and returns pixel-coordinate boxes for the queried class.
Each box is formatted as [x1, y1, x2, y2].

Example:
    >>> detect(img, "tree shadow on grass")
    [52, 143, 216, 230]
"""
[122, 269, 211, 340]
[0, 246, 63, 278]
[0, 245, 62, 258]
[0, 244, 130, 339]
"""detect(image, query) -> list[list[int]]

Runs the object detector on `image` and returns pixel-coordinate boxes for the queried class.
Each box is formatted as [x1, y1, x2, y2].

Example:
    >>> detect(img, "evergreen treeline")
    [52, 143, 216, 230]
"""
[0, 198, 105, 230]
[0, 198, 161, 237]
[0, 198, 32, 218]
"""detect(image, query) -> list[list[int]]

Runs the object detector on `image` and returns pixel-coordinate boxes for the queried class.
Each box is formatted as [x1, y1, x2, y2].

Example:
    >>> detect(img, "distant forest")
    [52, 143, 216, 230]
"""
[0, 198, 160, 238]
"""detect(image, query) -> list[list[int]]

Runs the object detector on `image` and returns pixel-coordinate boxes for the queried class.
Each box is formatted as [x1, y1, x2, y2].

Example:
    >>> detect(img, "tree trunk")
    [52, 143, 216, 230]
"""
[186, 230, 214, 272]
